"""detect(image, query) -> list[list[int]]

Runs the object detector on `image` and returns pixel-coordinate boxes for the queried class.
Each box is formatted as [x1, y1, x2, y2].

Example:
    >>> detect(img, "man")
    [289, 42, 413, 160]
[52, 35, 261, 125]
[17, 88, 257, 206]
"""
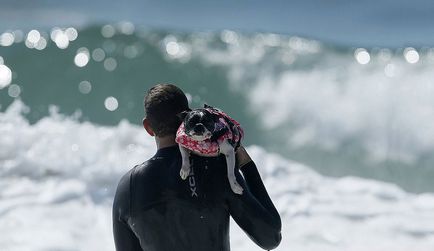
[112, 84, 282, 251]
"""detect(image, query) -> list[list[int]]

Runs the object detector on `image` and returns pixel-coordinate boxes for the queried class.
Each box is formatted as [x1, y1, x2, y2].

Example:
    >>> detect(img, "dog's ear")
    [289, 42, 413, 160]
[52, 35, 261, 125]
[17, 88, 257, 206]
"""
[177, 109, 191, 121]
[203, 103, 213, 109]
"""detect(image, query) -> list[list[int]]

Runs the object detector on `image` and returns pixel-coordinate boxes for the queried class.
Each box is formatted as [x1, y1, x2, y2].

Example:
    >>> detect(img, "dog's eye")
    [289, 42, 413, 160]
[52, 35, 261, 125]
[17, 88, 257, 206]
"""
[204, 120, 215, 130]
[188, 120, 196, 127]
[188, 116, 199, 126]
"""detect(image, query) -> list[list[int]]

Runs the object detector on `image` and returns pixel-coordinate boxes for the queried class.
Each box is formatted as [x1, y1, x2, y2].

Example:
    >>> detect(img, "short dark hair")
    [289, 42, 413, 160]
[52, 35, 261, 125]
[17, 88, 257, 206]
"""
[144, 83, 189, 137]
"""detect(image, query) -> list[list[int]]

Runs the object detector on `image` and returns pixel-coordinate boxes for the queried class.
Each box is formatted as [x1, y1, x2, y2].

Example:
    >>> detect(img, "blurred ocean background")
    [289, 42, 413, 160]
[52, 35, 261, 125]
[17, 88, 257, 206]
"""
[1, 1, 434, 250]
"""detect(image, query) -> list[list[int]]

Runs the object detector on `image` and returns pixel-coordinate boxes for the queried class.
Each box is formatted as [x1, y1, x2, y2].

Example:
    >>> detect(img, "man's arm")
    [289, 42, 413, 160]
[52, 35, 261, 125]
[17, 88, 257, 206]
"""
[113, 170, 143, 251]
[227, 146, 282, 250]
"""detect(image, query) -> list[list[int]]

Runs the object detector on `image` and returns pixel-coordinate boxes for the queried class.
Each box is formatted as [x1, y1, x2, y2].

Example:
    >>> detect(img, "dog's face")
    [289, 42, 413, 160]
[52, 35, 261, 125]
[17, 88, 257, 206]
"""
[179, 109, 218, 141]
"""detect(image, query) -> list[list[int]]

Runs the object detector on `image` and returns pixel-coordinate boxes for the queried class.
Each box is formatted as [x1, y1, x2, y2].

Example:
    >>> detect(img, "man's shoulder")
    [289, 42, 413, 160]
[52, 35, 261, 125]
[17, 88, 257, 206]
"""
[115, 164, 139, 195]
[116, 159, 154, 186]
[114, 158, 164, 201]
[122, 155, 175, 189]
[132, 156, 169, 178]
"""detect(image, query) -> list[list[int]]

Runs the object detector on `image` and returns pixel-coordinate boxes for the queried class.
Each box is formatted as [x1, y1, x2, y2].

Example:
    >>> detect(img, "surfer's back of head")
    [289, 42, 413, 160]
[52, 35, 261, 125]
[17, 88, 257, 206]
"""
[144, 83, 189, 137]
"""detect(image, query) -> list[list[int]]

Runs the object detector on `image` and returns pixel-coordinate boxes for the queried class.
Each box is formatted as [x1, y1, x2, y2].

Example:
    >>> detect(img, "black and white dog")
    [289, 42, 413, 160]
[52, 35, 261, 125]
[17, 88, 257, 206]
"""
[176, 105, 244, 194]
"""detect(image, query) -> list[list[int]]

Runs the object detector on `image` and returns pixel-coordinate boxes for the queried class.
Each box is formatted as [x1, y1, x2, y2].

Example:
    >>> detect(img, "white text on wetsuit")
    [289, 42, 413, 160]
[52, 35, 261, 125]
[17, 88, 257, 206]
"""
[188, 168, 198, 197]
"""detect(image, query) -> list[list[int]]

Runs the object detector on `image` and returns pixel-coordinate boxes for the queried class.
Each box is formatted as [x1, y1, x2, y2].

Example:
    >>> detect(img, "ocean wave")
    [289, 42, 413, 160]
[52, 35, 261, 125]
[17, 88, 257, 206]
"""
[188, 31, 434, 164]
[1, 101, 434, 250]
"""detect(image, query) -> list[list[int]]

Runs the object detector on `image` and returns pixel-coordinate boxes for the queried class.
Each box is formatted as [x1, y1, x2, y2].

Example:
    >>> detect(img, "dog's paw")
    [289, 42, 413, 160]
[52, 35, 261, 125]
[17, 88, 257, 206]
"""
[180, 165, 190, 180]
[230, 181, 244, 195]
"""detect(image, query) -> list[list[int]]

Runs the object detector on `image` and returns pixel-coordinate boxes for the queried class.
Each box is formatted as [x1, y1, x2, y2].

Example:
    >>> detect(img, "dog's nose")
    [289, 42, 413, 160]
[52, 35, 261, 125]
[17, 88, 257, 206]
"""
[194, 123, 205, 134]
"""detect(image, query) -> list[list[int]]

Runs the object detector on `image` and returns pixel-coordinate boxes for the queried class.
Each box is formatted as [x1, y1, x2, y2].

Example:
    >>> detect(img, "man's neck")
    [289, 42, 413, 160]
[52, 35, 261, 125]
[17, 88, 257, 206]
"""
[155, 134, 177, 149]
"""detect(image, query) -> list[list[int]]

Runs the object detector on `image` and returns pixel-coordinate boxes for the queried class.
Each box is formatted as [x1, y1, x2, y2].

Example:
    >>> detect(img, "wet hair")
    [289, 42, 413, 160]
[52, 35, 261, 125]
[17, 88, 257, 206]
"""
[144, 83, 189, 137]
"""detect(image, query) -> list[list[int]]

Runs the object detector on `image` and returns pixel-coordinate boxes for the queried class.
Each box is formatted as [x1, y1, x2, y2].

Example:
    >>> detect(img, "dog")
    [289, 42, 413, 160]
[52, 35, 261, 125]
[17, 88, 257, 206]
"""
[176, 104, 244, 194]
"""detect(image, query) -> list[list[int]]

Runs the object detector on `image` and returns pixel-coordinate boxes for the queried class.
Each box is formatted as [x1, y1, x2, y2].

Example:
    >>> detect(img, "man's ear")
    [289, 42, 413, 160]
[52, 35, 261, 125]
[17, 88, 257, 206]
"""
[177, 109, 190, 121]
[142, 118, 155, 136]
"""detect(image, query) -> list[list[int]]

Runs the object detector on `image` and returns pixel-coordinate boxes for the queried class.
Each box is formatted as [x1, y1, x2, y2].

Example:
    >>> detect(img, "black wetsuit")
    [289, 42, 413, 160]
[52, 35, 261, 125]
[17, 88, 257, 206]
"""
[112, 145, 282, 251]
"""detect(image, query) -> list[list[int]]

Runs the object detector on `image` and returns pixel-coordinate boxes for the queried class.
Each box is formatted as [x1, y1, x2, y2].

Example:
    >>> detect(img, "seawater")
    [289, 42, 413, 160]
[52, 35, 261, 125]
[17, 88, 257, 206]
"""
[2, 25, 434, 192]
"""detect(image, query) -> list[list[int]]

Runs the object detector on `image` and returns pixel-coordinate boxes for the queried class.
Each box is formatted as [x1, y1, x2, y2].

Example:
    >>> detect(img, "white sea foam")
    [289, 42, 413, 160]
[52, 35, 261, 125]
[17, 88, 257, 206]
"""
[246, 62, 434, 164]
[1, 100, 434, 251]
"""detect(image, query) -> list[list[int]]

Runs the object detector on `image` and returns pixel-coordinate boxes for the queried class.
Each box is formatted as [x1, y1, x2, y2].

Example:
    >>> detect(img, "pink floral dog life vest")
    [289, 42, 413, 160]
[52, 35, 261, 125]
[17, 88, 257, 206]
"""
[175, 108, 243, 156]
